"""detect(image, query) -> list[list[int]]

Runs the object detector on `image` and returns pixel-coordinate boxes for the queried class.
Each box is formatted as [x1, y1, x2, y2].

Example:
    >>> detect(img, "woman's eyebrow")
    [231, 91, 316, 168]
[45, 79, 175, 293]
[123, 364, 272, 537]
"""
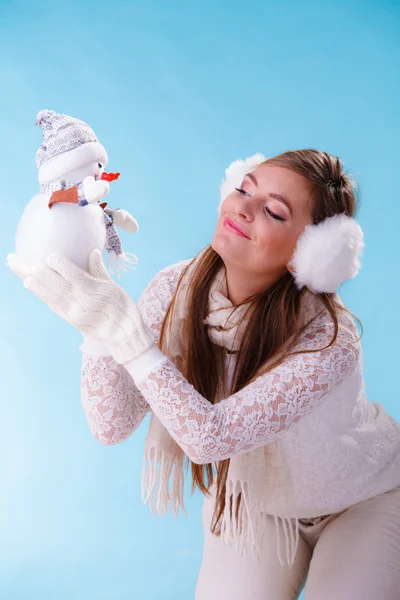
[245, 172, 293, 217]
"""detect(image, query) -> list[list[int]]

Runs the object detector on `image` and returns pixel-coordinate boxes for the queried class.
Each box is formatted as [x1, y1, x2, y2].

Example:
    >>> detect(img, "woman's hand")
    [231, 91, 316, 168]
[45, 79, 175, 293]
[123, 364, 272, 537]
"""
[6, 249, 155, 365]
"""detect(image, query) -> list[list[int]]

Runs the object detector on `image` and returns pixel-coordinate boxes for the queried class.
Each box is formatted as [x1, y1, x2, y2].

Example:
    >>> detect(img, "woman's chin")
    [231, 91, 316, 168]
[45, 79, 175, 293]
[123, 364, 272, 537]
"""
[211, 235, 243, 263]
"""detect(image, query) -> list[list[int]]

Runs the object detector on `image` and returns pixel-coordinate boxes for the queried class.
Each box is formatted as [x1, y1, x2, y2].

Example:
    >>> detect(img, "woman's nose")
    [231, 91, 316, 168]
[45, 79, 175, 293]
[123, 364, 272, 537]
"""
[234, 197, 255, 221]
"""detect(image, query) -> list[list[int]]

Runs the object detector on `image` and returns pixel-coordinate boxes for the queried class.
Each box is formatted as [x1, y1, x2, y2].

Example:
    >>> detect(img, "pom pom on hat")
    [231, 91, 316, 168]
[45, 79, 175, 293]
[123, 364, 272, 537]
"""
[36, 109, 108, 183]
[36, 109, 58, 127]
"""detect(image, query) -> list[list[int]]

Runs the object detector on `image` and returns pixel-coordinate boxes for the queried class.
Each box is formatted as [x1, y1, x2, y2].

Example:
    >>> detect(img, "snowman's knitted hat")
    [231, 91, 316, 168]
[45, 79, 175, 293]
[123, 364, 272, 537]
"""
[36, 110, 108, 183]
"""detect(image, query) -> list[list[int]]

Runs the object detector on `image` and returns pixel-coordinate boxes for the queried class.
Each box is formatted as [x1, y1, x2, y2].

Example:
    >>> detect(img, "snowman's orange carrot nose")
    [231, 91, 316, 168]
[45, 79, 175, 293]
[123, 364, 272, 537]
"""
[101, 172, 120, 182]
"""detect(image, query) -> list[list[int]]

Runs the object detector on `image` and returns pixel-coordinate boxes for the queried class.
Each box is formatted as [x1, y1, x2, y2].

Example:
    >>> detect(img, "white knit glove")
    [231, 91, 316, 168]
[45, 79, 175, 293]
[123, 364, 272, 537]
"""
[6, 249, 155, 365]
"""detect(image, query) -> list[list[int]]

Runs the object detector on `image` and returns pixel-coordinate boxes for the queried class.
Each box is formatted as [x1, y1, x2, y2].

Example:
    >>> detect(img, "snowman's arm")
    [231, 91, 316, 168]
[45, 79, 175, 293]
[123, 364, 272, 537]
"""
[79, 257, 191, 445]
[104, 208, 139, 233]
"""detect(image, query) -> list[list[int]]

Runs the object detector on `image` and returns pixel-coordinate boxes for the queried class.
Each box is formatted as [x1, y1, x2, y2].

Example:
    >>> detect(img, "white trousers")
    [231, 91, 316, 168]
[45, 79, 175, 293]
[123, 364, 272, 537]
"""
[195, 485, 400, 600]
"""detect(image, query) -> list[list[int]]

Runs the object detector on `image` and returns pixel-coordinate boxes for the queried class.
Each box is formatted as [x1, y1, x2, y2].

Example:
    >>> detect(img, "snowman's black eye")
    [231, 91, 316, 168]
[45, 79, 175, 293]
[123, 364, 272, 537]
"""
[98, 163, 102, 168]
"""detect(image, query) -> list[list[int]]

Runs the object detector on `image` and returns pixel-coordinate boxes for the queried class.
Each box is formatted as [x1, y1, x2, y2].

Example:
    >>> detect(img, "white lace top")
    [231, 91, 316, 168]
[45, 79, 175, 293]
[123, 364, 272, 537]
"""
[80, 259, 400, 519]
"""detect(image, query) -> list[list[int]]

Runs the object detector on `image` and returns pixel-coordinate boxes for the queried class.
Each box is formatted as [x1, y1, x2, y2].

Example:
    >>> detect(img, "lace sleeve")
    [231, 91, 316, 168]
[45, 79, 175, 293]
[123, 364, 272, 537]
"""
[80, 258, 192, 445]
[80, 354, 149, 444]
[133, 314, 361, 463]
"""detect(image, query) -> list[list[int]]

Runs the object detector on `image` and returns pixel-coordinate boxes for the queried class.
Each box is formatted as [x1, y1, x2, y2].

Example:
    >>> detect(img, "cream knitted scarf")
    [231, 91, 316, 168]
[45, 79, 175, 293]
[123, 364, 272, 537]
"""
[141, 248, 322, 568]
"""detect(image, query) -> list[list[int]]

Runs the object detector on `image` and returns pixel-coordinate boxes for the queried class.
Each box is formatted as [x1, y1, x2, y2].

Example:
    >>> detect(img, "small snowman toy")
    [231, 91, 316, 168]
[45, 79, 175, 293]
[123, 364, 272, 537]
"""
[10, 109, 139, 277]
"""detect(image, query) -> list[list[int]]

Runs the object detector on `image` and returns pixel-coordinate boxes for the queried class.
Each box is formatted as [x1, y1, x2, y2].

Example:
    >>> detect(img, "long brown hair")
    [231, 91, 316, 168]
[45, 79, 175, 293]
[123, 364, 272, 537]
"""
[158, 149, 363, 536]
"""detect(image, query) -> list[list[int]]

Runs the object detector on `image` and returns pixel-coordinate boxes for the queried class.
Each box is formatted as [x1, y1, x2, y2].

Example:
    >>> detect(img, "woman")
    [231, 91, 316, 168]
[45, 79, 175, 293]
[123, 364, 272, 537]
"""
[8, 149, 400, 599]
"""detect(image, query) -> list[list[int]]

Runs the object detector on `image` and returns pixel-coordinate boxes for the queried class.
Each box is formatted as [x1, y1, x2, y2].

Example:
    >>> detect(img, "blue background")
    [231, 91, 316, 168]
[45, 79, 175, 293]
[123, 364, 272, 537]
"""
[1, 1, 399, 598]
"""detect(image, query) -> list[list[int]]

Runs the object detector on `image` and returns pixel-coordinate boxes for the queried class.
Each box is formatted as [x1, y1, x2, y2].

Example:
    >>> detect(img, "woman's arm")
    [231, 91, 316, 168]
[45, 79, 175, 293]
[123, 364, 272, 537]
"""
[80, 352, 149, 445]
[80, 259, 192, 445]
[124, 313, 361, 462]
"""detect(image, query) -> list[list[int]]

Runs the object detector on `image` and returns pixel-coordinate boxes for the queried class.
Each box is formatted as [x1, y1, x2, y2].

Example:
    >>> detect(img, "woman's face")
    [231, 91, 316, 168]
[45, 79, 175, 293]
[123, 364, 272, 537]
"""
[211, 164, 314, 284]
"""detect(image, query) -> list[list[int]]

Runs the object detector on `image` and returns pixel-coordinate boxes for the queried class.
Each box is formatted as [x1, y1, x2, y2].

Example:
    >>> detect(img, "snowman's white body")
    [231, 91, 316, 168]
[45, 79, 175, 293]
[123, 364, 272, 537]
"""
[15, 161, 108, 271]
[15, 192, 106, 271]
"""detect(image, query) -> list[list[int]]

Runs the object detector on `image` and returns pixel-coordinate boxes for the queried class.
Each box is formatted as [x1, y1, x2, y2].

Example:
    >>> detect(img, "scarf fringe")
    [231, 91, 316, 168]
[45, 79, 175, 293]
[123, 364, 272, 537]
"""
[273, 515, 300, 568]
[141, 442, 187, 517]
[107, 250, 138, 278]
[220, 478, 300, 568]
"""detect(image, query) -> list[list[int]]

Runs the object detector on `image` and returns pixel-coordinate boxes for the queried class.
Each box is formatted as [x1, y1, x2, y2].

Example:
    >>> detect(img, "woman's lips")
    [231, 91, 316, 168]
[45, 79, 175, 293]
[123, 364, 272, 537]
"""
[223, 218, 251, 239]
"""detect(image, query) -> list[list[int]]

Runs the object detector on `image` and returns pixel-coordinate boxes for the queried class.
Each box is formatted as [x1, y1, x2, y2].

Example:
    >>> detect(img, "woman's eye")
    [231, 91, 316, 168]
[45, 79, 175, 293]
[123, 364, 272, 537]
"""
[235, 187, 286, 222]
[265, 207, 286, 222]
[235, 187, 249, 196]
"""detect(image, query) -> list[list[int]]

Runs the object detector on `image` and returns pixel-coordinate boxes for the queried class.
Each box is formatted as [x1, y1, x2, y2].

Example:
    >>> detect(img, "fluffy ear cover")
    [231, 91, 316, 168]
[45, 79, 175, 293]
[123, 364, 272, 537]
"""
[218, 153, 266, 213]
[288, 214, 365, 293]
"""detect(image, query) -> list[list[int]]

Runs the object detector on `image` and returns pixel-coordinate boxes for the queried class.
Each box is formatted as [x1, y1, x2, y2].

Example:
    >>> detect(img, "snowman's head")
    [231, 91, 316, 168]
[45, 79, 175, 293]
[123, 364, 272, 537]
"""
[36, 110, 108, 185]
